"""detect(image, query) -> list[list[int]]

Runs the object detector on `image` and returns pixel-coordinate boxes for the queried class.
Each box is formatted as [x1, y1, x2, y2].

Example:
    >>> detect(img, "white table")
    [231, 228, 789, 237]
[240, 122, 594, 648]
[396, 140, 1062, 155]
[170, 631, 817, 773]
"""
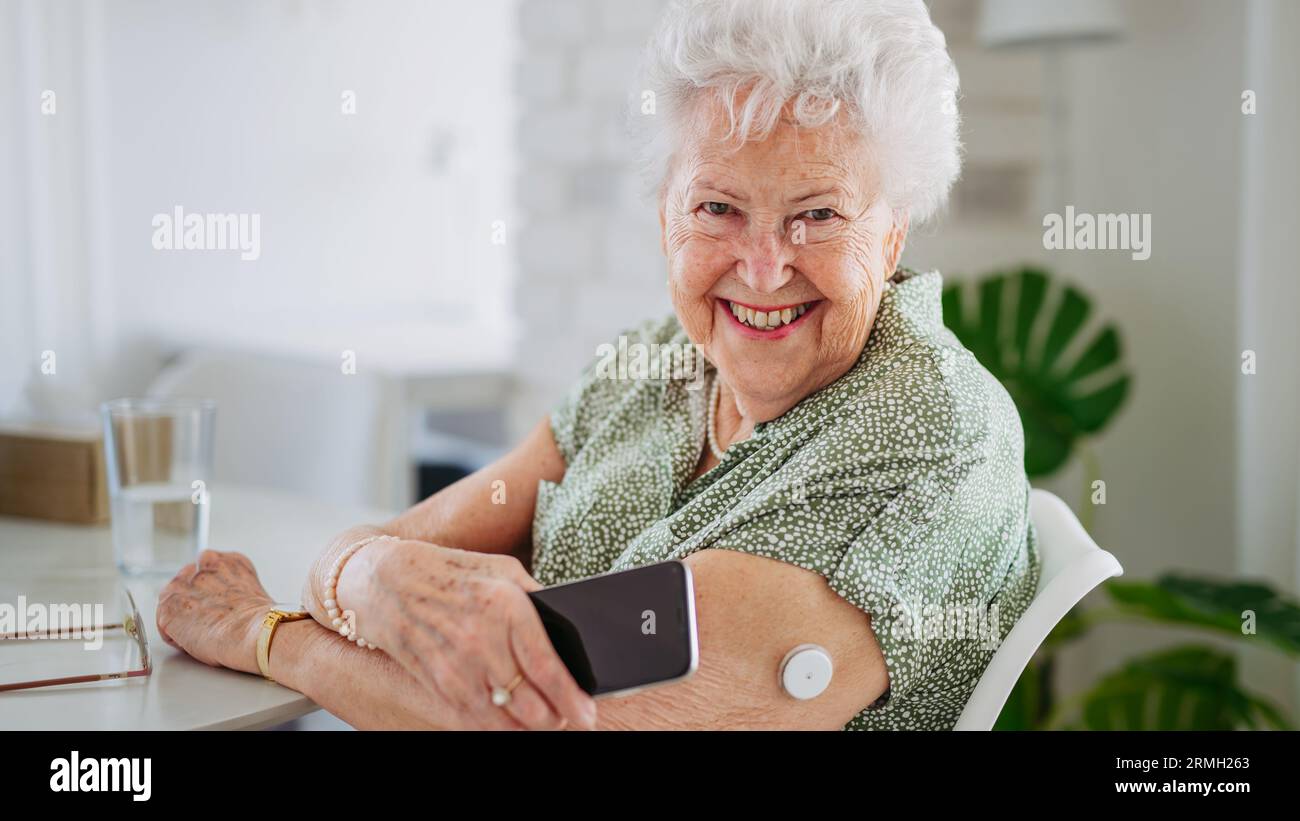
[0, 485, 394, 730]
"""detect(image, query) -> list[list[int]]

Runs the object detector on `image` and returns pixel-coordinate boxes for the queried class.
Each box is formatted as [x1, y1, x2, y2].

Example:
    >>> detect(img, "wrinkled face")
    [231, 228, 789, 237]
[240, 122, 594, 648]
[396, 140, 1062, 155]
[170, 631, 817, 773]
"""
[661, 98, 908, 416]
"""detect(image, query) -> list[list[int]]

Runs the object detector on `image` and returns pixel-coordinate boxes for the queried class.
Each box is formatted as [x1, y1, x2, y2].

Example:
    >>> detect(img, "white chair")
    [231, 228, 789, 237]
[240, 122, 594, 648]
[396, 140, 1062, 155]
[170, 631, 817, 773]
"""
[953, 488, 1123, 730]
[147, 349, 399, 508]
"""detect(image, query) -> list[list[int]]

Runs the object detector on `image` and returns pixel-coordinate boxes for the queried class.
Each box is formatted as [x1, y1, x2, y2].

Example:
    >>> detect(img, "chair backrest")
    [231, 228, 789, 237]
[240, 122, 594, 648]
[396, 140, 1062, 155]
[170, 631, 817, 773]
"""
[953, 488, 1123, 730]
[147, 349, 395, 507]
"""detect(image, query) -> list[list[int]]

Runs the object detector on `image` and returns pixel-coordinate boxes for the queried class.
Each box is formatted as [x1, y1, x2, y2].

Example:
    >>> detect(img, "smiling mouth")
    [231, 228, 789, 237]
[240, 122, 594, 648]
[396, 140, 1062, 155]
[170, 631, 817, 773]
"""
[723, 299, 818, 330]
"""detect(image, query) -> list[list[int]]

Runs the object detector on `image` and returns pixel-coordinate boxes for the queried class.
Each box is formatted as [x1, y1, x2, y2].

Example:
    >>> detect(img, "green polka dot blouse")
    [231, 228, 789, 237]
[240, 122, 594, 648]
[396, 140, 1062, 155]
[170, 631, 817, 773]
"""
[534, 269, 1040, 730]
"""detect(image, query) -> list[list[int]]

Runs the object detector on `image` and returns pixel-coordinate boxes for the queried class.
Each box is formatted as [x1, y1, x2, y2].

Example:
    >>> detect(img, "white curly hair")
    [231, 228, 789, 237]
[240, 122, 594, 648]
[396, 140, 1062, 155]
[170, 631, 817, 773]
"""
[632, 0, 962, 224]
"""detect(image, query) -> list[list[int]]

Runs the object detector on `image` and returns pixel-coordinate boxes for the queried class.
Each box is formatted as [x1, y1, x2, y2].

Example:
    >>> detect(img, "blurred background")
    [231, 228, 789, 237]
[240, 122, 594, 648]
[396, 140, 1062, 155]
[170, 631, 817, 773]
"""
[1, 0, 1297, 726]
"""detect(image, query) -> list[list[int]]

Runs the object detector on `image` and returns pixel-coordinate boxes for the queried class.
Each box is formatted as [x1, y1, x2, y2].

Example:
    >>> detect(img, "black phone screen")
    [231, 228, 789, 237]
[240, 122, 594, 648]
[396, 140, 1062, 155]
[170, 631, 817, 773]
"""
[527, 561, 697, 697]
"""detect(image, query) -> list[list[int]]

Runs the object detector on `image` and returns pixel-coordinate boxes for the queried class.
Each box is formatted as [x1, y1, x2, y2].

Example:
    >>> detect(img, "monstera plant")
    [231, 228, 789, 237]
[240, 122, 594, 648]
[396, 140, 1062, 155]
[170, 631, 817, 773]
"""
[942, 267, 1299, 730]
[996, 575, 1300, 729]
[941, 266, 1129, 480]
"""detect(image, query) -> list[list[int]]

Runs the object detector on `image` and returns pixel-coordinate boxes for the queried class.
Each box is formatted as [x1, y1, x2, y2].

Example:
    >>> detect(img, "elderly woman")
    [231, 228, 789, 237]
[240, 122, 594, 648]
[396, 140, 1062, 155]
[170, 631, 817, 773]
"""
[157, 0, 1038, 731]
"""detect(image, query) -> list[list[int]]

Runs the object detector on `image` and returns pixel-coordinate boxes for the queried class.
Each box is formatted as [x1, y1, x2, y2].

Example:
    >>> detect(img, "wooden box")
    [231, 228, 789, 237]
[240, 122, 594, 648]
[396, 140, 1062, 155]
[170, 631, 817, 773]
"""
[0, 422, 110, 524]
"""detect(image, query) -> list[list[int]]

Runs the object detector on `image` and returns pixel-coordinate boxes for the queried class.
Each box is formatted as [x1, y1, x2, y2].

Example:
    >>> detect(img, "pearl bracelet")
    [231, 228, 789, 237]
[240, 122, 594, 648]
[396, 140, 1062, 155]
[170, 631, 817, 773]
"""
[324, 534, 398, 650]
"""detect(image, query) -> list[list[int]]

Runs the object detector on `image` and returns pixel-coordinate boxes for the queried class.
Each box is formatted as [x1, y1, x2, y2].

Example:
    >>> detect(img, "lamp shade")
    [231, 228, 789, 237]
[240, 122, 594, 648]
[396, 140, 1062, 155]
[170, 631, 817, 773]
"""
[977, 0, 1125, 47]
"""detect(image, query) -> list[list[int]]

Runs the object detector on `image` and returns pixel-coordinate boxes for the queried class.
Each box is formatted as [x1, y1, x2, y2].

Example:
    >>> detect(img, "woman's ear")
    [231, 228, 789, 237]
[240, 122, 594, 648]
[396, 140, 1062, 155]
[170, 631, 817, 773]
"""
[885, 211, 910, 272]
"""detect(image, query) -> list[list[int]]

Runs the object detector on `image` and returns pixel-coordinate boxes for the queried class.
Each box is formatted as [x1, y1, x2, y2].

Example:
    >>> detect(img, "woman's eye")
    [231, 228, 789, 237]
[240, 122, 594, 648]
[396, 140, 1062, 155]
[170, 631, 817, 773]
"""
[703, 202, 732, 216]
[802, 208, 838, 221]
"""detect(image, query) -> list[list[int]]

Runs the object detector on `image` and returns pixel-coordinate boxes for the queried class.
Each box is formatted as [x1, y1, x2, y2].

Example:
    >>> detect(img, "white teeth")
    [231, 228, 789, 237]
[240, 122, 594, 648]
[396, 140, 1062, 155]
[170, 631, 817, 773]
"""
[728, 301, 812, 330]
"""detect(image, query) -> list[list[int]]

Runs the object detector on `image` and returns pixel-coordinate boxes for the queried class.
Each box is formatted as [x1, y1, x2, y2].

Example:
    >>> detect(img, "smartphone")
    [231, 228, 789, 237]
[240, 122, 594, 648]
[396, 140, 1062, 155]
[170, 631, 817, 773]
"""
[528, 560, 699, 698]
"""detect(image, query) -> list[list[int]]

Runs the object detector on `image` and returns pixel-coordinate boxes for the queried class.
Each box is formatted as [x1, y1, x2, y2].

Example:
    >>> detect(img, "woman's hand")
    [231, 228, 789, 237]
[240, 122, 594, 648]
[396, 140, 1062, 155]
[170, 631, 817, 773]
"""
[156, 549, 275, 675]
[344, 540, 597, 730]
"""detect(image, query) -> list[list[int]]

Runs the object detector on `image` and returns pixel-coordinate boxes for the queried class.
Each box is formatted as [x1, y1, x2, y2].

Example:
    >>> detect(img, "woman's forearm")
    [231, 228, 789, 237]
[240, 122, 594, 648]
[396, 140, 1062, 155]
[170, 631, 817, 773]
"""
[267, 618, 455, 730]
[302, 525, 387, 627]
[303, 418, 568, 629]
[375, 418, 565, 560]
[282, 419, 575, 729]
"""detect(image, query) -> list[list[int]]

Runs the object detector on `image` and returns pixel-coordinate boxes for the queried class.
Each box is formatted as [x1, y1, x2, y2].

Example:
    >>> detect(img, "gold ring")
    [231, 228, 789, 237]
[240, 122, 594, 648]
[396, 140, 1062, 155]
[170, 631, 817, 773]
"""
[490, 673, 524, 708]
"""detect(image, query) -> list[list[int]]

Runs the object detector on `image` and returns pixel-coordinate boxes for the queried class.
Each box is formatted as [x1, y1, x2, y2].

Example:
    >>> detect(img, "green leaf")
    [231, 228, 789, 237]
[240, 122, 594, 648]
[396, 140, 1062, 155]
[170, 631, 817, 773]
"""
[1039, 287, 1089, 376]
[1061, 645, 1292, 730]
[1012, 268, 1047, 358]
[975, 276, 1005, 373]
[1063, 326, 1121, 385]
[994, 661, 1044, 730]
[1107, 574, 1300, 657]
[1043, 605, 1089, 648]
[1070, 375, 1131, 434]
[942, 268, 1131, 477]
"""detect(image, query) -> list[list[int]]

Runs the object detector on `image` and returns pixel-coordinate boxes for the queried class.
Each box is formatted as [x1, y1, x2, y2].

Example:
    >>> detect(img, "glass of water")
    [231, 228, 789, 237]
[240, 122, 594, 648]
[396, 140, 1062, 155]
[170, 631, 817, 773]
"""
[101, 398, 216, 575]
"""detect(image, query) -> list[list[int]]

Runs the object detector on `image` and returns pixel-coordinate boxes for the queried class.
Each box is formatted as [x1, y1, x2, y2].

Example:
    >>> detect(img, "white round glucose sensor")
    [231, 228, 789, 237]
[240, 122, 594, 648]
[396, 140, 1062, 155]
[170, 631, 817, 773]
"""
[779, 644, 833, 700]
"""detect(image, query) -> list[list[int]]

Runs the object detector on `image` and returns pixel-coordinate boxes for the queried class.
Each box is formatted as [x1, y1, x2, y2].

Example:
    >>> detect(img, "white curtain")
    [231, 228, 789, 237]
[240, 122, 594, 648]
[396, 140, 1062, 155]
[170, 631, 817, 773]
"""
[1236, 0, 1300, 710]
[0, 0, 115, 423]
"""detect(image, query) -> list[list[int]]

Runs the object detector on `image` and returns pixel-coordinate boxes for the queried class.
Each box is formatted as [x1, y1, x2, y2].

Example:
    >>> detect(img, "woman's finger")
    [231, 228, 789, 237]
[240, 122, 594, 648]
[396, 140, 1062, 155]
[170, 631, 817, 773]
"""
[477, 594, 563, 729]
[154, 610, 179, 648]
[412, 645, 518, 731]
[456, 672, 523, 731]
[483, 637, 564, 730]
[197, 549, 222, 570]
[507, 594, 598, 730]
[502, 679, 564, 730]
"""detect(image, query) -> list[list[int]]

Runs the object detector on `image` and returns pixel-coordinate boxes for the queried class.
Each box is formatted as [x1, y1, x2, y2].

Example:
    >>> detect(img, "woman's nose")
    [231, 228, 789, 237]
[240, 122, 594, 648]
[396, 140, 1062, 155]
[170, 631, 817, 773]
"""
[735, 227, 796, 294]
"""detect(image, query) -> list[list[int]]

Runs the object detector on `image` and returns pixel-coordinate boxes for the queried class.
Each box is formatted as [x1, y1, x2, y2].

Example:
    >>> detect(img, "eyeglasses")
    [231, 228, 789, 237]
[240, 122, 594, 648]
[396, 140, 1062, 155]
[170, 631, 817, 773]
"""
[0, 587, 152, 692]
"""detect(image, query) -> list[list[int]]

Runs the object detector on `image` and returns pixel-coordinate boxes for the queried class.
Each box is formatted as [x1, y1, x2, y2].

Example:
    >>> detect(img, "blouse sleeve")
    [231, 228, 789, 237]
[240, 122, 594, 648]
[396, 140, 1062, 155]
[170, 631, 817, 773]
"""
[549, 315, 683, 468]
[697, 348, 1027, 727]
[549, 352, 609, 469]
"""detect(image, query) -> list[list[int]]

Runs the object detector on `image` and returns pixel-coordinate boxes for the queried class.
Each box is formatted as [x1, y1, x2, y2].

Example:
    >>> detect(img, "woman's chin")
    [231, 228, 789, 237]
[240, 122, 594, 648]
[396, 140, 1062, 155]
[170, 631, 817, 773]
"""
[713, 350, 814, 404]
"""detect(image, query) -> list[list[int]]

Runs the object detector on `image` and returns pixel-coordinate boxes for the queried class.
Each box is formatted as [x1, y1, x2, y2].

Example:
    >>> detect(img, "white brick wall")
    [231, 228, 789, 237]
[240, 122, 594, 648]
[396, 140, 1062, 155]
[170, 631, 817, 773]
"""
[511, 0, 673, 435]
[519, 0, 591, 43]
